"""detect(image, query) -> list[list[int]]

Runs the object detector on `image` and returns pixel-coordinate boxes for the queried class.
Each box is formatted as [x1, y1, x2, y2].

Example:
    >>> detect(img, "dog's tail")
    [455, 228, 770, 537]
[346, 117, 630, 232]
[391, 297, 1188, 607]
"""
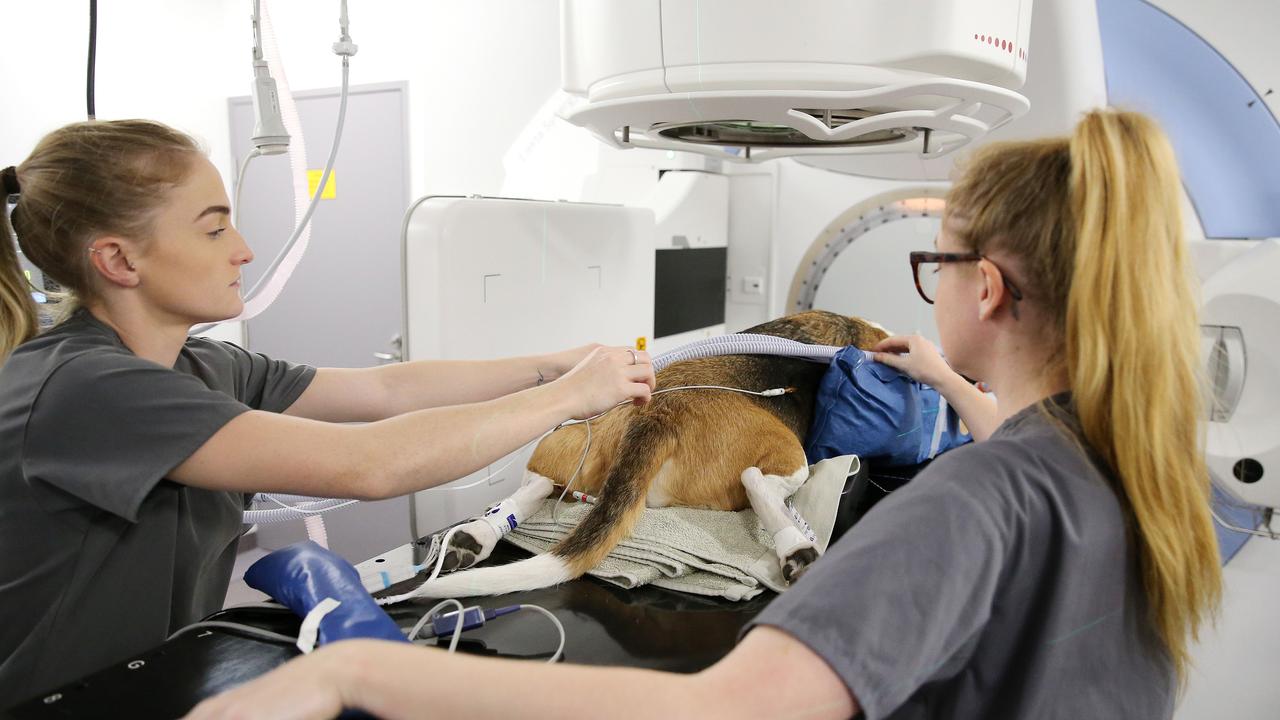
[396, 412, 677, 599]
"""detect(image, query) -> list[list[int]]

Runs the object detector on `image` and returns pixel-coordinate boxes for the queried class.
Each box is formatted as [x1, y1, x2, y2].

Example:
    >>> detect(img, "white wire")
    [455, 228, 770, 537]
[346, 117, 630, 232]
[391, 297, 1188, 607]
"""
[419, 427, 569, 583]
[168, 620, 297, 645]
[425, 525, 464, 584]
[519, 604, 566, 663]
[559, 384, 791, 429]
[220, 601, 287, 611]
[551, 384, 788, 526]
[407, 598, 465, 653]
[403, 601, 564, 663]
[244, 384, 781, 532]
[443, 426, 558, 493]
[552, 418, 591, 526]
[233, 148, 261, 228]
[240, 57, 349, 304]
[189, 55, 352, 336]
[173, 602, 563, 663]
[241, 423, 557, 526]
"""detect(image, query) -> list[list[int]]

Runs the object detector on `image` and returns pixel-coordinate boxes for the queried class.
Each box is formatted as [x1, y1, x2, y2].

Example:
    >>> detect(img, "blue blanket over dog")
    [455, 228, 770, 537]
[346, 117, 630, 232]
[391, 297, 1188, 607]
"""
[805, 347, 972, 466]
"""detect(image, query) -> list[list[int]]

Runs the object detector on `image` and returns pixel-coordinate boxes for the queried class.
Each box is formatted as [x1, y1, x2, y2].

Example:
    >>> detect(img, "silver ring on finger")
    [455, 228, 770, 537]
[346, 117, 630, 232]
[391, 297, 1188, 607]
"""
[627, 349, 638, 365]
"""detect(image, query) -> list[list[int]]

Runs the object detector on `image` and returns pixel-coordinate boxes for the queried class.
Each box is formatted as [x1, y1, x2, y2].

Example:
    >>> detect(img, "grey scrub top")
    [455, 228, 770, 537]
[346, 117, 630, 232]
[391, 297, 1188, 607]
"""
[747, 396, 1176, 720]
[0, 309, 315, 706]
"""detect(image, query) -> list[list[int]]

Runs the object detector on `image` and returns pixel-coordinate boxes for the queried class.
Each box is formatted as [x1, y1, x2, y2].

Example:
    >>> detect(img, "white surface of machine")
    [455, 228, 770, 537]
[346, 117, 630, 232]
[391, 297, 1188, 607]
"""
[560, 0, 1033, 163]
[1202, 239, 1280, 511]
[401, 196, 655, 539]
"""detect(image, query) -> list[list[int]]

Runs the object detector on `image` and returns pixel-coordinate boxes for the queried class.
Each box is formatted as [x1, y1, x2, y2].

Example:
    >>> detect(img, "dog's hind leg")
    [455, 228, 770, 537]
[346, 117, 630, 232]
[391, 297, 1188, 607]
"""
[439, 470, 554, 573]
[741, 461, 820, 584]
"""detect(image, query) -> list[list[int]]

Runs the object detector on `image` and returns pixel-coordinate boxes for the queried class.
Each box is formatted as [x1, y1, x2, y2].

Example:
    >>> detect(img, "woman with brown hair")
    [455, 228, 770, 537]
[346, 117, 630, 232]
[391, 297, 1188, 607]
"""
[186, 109, 1222, 720]
[0, 120, 655, 704]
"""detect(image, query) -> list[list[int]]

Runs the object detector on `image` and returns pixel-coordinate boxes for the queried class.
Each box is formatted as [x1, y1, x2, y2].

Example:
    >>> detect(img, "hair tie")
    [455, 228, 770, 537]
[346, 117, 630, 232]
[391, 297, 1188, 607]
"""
[0, 166, 18, 196]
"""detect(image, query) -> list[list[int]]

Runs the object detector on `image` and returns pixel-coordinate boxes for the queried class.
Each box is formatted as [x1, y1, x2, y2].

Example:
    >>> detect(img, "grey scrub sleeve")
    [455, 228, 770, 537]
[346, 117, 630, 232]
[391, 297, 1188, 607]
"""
[23, 351, 250, 521]
[0, 310, 315, 705]
[743, 400, 1176, 720]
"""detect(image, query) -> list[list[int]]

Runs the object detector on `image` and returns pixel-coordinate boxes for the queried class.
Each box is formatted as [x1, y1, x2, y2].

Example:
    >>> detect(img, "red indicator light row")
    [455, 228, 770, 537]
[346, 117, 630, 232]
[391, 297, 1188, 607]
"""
[973, 33, 1027, 59]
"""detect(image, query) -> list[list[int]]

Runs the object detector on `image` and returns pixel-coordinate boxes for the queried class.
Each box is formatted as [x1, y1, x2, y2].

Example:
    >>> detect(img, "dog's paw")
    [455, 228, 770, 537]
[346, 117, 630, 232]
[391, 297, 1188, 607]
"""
[781, 545, 819, 584]
[440, 526, 487, 573]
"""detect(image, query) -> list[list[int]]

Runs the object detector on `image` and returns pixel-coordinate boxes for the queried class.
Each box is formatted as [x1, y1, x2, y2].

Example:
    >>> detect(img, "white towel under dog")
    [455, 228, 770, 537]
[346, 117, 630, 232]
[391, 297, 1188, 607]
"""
[502, 454, 858, 601]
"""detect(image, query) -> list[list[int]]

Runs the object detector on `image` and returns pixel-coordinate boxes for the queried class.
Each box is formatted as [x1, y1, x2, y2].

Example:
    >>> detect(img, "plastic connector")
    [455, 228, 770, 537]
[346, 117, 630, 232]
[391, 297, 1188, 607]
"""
[250, 61, 290, 155]
[428, 605, 521, 638]
[332, 40, 358, 57]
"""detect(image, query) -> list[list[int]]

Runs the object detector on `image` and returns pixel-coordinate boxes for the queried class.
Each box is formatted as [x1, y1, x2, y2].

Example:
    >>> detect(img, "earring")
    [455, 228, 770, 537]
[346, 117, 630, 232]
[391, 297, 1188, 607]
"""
[88, 248, 135, 271]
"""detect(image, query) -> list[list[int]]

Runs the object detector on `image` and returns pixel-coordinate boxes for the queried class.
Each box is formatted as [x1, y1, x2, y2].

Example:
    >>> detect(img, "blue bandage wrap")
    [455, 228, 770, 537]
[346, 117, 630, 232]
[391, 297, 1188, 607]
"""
[244, 541, 408, 646]
[805, 347, 972, 466]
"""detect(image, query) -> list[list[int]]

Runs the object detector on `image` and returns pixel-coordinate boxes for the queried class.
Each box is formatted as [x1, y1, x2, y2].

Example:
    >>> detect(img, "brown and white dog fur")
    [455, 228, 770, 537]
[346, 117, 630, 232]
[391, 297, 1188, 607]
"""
[403, 311, 888, 599]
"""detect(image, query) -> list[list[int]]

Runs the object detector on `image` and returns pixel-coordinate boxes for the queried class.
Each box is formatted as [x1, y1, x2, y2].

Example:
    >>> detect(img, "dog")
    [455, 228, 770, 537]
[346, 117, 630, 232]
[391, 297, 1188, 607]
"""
[403, 311, 888, 599]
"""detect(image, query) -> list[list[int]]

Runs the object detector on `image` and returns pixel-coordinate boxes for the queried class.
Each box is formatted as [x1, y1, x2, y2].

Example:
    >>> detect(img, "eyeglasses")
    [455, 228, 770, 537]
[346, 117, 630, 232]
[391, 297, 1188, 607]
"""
[909, 251, 1024, 307]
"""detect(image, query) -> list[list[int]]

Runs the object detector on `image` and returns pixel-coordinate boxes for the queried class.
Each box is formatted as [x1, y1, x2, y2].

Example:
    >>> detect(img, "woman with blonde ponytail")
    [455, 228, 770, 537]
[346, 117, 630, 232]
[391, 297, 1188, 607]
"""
[0, 167, 39, 359]
[187, 109, 1217, 720]
[0, 121, 655, 707]
[1066, 112, 1221, 681]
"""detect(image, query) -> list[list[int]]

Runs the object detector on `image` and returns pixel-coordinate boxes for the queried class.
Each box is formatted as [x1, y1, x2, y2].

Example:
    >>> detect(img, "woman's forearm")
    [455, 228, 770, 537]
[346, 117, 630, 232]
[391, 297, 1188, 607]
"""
[356, 381, 576, 498]
[180, 622, 854, 720]
[334, 640, 704, 720]
[375, 354, 562, 414]
[932, 373, 999, 442]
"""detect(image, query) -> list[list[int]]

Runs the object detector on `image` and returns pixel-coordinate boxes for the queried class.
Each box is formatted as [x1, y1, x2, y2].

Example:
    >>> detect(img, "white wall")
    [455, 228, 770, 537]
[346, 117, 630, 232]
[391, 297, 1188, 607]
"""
[1, 0, 571, 344]
[0, 2, 238, 180]
[769, 160, 942, 318]
[231, 0, 566, 201]
[0, 1, 569, 190]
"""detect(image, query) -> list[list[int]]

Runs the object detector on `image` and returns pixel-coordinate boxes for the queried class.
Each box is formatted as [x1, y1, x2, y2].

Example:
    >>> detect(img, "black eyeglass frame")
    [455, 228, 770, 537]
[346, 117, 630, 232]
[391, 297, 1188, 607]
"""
[909, 251, 1025, 309]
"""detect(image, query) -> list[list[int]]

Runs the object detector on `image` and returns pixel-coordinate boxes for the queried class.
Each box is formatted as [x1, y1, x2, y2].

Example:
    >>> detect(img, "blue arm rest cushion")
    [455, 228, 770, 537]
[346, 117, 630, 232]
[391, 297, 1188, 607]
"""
[805, 346, 972, 466]
[244, 541, 408, 645]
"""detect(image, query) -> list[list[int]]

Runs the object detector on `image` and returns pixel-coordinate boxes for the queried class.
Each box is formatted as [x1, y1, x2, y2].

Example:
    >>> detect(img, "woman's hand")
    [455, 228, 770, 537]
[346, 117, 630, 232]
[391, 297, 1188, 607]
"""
[871, 335, 955, 387]
[551, 346, 655, 419]
[872, 335, 999, 441]
[542, 343, 605, 381]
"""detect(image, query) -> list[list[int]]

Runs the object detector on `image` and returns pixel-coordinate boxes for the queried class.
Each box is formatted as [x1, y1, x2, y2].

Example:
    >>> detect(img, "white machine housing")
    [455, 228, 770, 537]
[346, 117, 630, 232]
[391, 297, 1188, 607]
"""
[401, 197, 656, 534]
[560, 0, 1033, 161]
[1202, 239, 1280, 510]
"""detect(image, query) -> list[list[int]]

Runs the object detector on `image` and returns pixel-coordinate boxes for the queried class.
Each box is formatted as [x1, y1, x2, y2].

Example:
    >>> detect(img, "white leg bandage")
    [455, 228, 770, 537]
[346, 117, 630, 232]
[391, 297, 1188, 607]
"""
[443, 471, 555, 570]
[741, 466, 820, 582]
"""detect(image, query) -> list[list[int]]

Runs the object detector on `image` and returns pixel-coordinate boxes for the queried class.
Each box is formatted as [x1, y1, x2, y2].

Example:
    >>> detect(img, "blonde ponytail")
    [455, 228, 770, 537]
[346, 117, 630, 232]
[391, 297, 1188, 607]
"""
[0, 197, 38, 362]
[1067, 111, 1220, 680]
[946, 109, 1221, 681]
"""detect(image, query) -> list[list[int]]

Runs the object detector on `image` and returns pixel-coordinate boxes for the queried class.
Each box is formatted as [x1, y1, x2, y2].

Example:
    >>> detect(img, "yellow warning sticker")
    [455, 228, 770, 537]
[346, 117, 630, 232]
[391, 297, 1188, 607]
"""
[307, 170, 337, 200]
[636, 337, 647, 351]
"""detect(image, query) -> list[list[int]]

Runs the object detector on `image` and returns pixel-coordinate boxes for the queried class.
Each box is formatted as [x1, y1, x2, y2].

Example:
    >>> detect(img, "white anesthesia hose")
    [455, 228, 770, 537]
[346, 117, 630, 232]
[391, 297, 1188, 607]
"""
[303, 514, 330, 548]
[248, 334, 859, 524]
[653, 333, 862, 371]
[243, 496, 354, 524]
